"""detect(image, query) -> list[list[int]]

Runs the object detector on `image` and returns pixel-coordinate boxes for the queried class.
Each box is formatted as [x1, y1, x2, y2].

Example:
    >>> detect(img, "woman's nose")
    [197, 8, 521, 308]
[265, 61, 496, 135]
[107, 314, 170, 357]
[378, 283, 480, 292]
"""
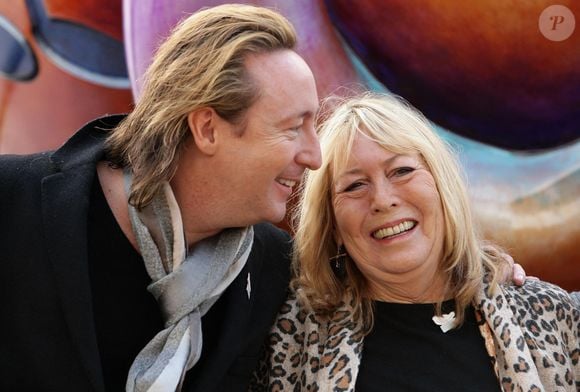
[370, 181, 400, 213]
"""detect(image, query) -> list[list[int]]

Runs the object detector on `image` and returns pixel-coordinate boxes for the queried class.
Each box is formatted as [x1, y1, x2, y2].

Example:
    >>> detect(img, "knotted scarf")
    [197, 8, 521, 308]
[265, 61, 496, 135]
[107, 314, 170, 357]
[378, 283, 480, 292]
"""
[124, 174, 253, 391]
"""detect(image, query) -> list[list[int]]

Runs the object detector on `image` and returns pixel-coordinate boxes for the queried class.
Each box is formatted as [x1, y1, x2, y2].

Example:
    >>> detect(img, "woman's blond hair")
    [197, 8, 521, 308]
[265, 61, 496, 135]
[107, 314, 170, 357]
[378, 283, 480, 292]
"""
[106, 4, 296, 208]
[292, 92, 504, 332]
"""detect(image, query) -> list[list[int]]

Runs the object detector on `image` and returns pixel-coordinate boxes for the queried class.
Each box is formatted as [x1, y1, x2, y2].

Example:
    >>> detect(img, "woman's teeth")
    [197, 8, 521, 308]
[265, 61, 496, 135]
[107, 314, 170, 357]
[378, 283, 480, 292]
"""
[373, 221, 416, 239]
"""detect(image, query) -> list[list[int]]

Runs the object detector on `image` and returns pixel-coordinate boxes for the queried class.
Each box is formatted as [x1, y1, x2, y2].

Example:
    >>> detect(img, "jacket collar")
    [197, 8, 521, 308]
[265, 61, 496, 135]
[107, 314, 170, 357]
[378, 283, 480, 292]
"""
[49, 115, 125, 171]
[41, 114, 259, 391]
[41, 115, 125, 392]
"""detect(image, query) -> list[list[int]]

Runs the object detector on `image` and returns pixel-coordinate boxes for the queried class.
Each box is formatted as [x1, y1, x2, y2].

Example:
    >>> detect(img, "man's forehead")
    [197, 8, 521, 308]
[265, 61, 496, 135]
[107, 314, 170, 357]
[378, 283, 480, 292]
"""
[244, 50, 315, 90]
[245, 50, 318, 120]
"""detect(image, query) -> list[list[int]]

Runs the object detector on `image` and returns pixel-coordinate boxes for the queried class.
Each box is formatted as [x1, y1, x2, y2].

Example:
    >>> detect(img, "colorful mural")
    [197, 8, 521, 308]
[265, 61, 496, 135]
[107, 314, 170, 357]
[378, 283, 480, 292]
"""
[125, 0, 579, 289]
[0, 0, 132, 153]
[0, 1, 577, 289]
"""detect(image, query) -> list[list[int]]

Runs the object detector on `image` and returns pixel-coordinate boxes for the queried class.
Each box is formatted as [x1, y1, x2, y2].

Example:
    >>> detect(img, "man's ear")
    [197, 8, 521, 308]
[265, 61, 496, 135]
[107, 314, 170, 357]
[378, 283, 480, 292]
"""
[187, 107, 219, 155]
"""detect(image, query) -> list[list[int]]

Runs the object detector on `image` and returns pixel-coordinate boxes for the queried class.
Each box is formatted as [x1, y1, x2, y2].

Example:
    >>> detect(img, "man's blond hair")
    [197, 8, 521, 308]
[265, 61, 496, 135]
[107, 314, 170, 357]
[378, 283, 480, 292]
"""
[106, 4, 296, 208]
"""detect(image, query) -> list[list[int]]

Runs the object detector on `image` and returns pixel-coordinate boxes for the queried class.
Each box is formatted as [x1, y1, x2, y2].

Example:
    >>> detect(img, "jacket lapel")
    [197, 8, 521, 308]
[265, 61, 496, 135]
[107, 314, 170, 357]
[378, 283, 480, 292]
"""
[208, 246, 258, 354]
[186, 240, 261, 391]
[41, 167, 105, 392]
[39, 116, 122, 392]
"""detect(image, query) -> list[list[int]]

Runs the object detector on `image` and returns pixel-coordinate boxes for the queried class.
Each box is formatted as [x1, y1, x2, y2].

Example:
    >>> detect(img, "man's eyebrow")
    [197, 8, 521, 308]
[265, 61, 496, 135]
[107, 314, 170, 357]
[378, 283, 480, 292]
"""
[275, 109, 318, 126]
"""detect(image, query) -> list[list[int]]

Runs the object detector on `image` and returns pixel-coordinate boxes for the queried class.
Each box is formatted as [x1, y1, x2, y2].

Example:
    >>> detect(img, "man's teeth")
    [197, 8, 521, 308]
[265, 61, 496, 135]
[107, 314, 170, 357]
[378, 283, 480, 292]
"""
[373, 221, 416, 239]
[277, 179, 296, 188]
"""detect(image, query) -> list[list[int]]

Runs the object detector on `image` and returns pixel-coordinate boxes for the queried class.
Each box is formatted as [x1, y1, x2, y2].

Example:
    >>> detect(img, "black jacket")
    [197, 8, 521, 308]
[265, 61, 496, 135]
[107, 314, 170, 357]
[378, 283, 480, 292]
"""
[0, 116, 292, 391]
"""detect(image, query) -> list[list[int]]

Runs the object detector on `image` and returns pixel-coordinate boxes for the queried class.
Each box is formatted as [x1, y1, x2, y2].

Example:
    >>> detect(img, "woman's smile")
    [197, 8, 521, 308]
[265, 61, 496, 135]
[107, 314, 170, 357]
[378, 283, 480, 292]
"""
[371, 220, 417, 240]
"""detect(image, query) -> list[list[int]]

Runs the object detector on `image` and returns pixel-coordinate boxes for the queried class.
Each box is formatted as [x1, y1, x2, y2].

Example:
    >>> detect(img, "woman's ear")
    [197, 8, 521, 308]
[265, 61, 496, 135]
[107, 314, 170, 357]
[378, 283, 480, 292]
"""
[187, 107, 218, 155]
[334, 231, 343, 249]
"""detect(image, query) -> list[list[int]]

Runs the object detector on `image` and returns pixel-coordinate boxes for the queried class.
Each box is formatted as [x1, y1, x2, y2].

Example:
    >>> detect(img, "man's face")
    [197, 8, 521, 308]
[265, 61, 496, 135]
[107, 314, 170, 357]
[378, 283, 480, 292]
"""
[213, 50, 321, 225]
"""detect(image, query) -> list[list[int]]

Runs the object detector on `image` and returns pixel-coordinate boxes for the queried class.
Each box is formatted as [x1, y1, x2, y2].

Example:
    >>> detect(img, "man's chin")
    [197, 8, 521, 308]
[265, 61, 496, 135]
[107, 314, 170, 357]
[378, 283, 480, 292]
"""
[262, 206, 287, 225]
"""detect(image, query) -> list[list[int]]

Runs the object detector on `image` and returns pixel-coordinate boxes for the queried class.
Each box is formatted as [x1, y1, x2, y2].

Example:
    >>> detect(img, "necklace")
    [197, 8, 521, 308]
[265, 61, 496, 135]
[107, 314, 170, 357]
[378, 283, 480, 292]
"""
[432, 311, 458, 332]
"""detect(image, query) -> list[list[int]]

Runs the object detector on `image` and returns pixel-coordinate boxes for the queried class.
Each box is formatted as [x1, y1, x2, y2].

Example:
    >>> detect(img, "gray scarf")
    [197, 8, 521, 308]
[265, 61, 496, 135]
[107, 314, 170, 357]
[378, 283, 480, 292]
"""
[124, 176, 253, 392]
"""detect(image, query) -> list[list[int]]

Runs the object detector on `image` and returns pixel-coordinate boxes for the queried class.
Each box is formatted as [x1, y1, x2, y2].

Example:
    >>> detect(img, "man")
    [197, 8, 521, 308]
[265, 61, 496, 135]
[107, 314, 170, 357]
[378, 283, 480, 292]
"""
[0, 5, 319, 391]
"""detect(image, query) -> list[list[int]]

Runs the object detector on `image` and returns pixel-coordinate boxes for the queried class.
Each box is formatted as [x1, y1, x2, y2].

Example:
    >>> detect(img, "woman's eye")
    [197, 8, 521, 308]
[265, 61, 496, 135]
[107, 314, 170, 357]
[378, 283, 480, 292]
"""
[393, 166, 415, 177]
[343, 182, 364, 192]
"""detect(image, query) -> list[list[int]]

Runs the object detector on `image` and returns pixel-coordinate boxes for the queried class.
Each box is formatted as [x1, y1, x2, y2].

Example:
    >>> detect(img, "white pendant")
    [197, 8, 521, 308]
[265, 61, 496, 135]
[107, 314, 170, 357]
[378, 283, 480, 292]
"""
[432, 311, 458, 333]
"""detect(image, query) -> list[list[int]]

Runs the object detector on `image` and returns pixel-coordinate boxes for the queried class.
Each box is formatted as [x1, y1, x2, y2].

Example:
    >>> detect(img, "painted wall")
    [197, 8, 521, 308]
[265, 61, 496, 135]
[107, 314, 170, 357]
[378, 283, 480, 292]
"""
[1, 0, 577, 289]
[0, 0, 132, 153]
[124, 0, 579, 289]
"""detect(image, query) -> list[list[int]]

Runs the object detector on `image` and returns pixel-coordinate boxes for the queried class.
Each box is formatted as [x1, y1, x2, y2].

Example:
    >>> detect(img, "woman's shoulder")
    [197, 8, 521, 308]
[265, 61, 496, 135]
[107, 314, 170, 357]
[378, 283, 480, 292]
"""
[267, 291, 330, 355]
[571, 291, 580, 308]
[504, 279, 573, 301]
[275, 290, 323, 325]
[501, 279, 579, 321]
[273, 290, 358, 333]
[276, 291, 305, 319]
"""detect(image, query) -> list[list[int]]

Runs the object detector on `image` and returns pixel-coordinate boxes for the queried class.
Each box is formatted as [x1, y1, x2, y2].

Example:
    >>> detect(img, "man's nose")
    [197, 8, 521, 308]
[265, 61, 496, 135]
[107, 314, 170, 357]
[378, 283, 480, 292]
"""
[297, 125, 322, 170]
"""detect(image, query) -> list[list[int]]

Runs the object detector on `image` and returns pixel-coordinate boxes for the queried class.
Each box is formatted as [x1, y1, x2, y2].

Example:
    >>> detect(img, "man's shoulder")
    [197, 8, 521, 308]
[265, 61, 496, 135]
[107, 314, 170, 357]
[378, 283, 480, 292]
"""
[251, 223, 292, 256]
[0, 151, 52, 169]
[0, 114, 126, 178]
[50, 114, 126, 170]
[248, 223, 292, 284]
[252, 222, 291, 243]
[0, 151, 54, 188]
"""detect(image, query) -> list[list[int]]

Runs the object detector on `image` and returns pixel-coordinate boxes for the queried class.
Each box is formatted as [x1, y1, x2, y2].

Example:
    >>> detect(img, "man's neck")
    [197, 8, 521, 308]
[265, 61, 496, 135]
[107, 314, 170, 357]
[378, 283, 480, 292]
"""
[98, 162, 228, 252]
[96, 162, 139, 251]
[170, 150, 247, 248]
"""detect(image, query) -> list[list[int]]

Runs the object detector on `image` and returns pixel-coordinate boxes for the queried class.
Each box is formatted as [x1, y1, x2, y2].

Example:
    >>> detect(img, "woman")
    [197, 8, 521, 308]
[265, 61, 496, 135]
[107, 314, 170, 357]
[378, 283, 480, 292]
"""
[252, 93, 579, 391]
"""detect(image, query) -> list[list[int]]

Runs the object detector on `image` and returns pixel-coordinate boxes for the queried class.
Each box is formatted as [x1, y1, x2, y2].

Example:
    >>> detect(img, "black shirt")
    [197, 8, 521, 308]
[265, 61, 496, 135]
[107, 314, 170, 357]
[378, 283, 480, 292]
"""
[87, 175, 165, 390]
[355, 300, 501, 392]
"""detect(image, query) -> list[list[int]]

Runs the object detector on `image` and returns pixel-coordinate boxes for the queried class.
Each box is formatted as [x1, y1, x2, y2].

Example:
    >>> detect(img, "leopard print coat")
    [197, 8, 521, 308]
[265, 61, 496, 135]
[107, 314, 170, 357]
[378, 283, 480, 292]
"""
[250, 280, 579, 391]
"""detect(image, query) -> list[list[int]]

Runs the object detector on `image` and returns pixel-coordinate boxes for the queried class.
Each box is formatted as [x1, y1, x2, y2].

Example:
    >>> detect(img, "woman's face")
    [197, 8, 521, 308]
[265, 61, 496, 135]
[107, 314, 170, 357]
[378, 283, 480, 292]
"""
[332, 133, 445, 289]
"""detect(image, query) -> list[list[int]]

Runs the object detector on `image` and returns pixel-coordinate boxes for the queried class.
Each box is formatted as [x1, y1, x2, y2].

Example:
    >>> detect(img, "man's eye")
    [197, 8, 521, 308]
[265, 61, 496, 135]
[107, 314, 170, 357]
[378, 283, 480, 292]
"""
[288, 124, 302, 132]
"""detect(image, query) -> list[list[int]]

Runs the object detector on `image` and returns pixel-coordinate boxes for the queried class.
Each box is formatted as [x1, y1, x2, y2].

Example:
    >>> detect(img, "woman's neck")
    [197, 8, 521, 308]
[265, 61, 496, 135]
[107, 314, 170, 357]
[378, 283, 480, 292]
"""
[364, 267, 449, 304]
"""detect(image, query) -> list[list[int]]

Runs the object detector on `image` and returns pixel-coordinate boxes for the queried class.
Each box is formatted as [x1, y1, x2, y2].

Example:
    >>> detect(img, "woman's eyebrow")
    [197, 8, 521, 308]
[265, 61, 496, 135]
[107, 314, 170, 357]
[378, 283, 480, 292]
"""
[336, 154, 404, 180]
